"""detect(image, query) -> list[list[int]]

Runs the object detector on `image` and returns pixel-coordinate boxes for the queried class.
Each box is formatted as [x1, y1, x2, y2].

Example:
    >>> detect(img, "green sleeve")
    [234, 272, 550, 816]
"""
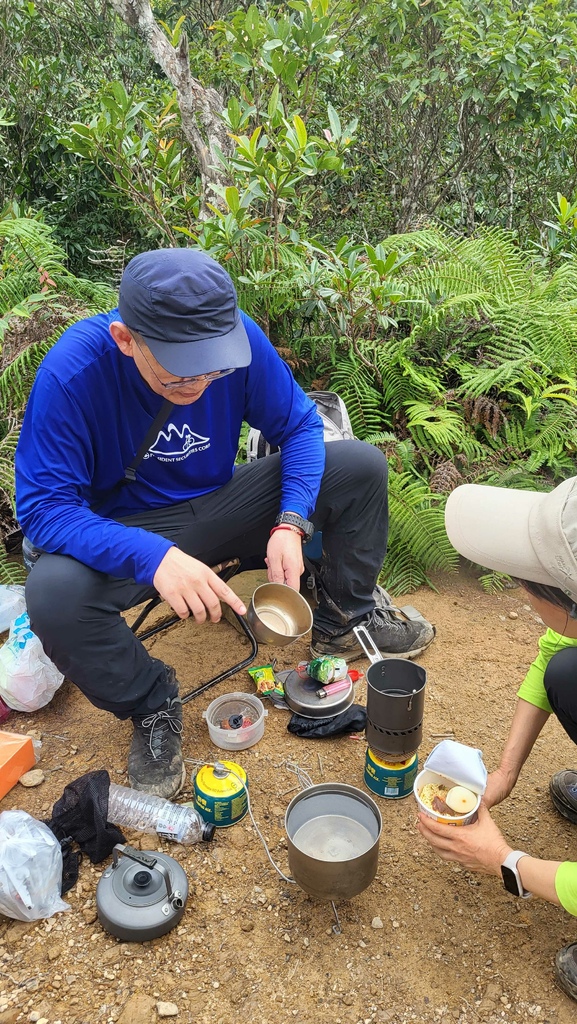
[517, 629, 577, 712]
[555, 862, 577, 916]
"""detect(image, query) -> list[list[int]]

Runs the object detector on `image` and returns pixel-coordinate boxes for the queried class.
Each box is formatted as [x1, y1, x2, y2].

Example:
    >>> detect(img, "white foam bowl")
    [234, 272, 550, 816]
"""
[203, 691, 267, 750]
[414, 768, 480, 827]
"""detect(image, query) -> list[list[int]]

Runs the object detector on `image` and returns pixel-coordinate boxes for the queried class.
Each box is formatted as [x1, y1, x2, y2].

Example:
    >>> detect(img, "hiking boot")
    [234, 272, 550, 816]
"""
[128, 673, 185, 799]
[549, 770, 577, 825]
[555, 943, 577, 1002]
[310, 595, 435, 661]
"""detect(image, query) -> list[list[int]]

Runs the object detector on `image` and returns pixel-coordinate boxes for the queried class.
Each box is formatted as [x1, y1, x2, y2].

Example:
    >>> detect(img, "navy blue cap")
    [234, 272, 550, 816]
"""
[117, 248, 251, 376]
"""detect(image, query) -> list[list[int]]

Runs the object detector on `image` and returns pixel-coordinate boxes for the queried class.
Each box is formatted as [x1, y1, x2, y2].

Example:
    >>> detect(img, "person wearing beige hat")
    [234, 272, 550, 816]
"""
[417, 475, 577, 1003]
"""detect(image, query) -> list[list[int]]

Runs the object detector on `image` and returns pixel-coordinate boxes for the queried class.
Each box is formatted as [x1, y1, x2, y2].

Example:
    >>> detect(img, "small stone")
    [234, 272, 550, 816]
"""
[371, 917, 383, 929]
[156, 1003, 178, 1018]
[29, 1014, 41, 1023]
[82, 909, 98, 925]
[508, 611, 518, 619]
[392, 920, 400, 928]
[240, 919, 254, 932]
[342, 994, 355, 1006]
[19, 769, 45, 787]
[47, 947, 61, 961]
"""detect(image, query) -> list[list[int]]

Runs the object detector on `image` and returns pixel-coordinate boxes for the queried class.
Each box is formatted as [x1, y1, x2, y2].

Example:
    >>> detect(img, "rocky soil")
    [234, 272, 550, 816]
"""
[0, 567, 576, 1024]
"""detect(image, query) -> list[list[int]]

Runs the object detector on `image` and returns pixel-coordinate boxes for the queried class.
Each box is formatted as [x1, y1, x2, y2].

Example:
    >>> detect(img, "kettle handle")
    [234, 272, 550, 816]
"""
[353, 625, 381, 665]
[111, 843, 184, 910]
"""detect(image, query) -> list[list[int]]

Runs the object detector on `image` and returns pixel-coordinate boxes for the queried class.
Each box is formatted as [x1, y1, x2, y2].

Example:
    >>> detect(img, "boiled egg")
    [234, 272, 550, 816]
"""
[445, 785, 477, 814]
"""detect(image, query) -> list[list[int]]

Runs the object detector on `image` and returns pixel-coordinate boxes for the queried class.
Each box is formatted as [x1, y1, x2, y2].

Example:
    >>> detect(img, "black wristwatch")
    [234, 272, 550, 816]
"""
[501, 850, 531, 898]
[274, 511, 315, 543]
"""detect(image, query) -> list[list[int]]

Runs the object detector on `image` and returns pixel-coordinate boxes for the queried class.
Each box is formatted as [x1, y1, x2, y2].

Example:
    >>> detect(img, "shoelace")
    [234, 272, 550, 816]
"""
[140, 701, 183, 761]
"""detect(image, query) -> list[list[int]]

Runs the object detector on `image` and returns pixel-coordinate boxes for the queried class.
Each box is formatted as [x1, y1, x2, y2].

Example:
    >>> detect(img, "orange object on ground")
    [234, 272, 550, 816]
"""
[0, 731, 35, 800]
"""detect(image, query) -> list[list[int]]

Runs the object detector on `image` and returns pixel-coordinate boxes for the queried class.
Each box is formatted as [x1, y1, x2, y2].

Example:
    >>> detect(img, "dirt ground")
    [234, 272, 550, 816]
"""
[1, 566, 576, 1024]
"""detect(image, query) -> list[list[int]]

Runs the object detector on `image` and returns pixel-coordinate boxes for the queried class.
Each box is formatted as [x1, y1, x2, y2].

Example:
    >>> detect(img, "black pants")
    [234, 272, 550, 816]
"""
[25, 440, 388, 719]
[544, 646, 577, 746]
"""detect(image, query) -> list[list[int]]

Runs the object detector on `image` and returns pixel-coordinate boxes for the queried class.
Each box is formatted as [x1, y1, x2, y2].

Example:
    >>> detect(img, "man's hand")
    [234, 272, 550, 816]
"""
[153, 547, 247, 623]
[265, 529, 304, 590]
[416, 804, 511, 877]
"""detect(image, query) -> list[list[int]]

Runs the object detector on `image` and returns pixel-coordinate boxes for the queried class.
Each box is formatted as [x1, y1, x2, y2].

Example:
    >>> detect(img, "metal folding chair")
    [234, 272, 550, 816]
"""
[130, 558, 258, 705]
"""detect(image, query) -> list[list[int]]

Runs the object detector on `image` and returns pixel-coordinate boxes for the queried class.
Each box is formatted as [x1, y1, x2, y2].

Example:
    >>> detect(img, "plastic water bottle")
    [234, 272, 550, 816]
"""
[107, 784, 215, 844]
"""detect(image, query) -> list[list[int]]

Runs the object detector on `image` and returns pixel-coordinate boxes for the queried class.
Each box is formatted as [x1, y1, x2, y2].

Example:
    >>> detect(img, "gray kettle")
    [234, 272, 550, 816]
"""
[96, 844, 188, 941]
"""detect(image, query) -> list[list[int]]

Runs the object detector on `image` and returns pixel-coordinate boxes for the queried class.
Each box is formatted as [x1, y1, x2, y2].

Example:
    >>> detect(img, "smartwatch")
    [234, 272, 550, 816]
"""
[501, 850, 531, 898]
[274, 511, 315, 543]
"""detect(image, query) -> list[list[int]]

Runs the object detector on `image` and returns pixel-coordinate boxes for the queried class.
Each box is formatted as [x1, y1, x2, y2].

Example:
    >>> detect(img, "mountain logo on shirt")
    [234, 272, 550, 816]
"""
[146, 422, 211, 462]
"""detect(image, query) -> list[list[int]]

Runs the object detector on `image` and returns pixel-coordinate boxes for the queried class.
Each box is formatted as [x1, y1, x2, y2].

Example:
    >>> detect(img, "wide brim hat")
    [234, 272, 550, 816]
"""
[118, 248, 251, 377]
[445, 477, 577, 603]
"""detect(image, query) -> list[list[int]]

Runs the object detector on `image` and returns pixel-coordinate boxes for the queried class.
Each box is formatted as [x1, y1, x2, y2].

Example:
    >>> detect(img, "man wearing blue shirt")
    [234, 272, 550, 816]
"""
[15, 248, 434, 798]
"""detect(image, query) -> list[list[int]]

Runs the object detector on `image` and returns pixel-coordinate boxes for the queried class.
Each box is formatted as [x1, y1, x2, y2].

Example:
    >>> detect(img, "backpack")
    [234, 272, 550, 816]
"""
[246, 390, 355, 461]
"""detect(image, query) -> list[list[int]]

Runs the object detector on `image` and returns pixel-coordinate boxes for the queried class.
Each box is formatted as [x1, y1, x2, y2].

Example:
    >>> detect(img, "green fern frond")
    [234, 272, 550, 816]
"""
[328, 356, 384, 437]
[478, 571, 513, 594]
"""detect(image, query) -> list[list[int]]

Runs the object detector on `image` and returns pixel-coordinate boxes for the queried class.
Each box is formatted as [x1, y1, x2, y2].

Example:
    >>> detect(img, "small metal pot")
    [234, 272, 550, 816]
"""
[285, 783, 382, 902]
[246, 583, 313, 646]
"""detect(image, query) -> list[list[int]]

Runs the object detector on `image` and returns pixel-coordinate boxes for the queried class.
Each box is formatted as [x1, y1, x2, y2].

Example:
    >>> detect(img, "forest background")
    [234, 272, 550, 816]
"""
[1, 0, 577, 593]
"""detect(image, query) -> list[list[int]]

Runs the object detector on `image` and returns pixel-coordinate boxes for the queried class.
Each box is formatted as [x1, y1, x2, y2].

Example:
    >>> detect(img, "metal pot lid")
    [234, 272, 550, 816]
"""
[282, 670, 354, 719]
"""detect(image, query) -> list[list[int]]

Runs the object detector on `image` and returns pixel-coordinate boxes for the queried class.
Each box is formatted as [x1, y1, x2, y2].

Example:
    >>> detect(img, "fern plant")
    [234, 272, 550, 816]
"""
[0, 212, 115, 581]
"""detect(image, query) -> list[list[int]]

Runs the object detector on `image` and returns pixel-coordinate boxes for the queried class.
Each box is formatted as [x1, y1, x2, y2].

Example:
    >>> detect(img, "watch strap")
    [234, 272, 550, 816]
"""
[274, 511, 314, 542]
[501, 850, 531, 897]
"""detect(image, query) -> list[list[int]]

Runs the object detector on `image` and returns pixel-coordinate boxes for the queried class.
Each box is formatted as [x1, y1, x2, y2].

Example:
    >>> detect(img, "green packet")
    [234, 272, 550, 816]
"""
[248, 663, 284, 697]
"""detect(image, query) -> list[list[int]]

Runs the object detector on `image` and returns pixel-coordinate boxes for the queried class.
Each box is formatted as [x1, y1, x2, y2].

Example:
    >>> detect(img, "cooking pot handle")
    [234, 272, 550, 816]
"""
[353, 625, 381, 665]
[111, 844, 184, 910]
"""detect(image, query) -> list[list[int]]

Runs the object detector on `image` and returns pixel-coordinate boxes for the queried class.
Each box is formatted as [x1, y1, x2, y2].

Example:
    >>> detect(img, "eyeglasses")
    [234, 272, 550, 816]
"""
[133, 336, 235, 391]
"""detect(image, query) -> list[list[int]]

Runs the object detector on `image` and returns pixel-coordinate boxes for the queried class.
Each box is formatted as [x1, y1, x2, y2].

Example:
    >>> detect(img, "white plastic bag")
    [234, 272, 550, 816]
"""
[0, 584, 26, 633]
[0, 613, 64, 712]
[0, 809, 70, 921]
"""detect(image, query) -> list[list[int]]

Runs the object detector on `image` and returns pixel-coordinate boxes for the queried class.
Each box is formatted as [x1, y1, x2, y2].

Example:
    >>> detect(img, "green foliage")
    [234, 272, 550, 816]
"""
[0, 211, 114, 536]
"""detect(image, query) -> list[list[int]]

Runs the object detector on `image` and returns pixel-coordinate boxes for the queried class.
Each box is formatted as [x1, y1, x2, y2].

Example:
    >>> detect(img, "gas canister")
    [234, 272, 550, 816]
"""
[193, 760, 248, 827]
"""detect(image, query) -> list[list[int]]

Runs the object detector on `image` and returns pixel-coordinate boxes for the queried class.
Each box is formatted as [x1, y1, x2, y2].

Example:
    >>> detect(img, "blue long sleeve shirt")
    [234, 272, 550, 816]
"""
[15, 309, 325, 585]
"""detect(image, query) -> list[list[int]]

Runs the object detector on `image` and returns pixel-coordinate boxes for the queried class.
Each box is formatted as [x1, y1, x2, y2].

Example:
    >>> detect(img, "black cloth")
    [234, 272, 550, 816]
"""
[287, 703, 367, 738]
[25, 440, 388, 718]
[543, 646, 577, 745]
[45, 769, 124, 893]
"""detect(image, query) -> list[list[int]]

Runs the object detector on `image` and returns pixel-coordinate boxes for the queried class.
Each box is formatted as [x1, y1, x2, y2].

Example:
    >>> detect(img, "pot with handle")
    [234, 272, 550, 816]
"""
[354, 625, 427, 759]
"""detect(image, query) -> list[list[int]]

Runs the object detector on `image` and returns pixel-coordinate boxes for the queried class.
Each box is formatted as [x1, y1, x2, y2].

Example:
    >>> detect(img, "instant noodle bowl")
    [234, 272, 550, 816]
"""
[414, 768, 480, 826]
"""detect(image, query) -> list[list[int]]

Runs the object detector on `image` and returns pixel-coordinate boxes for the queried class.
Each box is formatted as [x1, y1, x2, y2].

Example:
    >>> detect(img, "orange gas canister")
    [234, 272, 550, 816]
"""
[0, 731, 35, 800]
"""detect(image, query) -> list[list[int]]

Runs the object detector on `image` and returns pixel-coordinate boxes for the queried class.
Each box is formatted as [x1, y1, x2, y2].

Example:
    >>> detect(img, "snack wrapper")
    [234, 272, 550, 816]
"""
[248, 664, 284, 697]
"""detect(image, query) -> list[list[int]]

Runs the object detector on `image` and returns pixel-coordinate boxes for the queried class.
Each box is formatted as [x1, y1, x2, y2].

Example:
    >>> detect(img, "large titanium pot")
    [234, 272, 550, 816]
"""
[285, 782, 382, 902]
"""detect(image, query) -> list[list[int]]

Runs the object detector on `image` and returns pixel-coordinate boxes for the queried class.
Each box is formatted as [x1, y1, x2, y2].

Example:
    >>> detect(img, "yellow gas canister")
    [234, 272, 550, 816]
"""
[193, 760, 248, 827]
[364, 747, 418, 799]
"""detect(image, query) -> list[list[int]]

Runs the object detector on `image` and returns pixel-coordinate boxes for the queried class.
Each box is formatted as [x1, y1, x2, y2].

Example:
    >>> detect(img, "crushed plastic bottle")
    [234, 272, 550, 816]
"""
[107, 784, 215, 844]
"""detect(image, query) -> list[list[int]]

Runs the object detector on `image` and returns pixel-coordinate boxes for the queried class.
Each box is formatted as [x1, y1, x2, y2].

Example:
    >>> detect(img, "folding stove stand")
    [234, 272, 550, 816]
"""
[130, 559, 259, 704]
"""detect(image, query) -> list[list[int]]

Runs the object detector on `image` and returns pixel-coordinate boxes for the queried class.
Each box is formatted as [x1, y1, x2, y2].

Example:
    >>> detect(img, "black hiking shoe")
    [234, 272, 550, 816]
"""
[128, 672, 185, 799]
[549, 770, 577, 825]
[311, 587, 435, 661]
[555, 943, 577, 1002]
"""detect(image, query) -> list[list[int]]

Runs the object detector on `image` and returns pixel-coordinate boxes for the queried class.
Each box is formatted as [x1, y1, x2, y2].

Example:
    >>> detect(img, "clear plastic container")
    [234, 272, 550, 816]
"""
[202, 691, 267, 750]
[107, 784, 215, 844]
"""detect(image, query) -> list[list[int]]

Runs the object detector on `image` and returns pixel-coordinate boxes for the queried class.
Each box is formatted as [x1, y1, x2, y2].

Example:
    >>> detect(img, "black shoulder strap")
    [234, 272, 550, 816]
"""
[123, 398, 174, 483]
[92, 398, 174, 512]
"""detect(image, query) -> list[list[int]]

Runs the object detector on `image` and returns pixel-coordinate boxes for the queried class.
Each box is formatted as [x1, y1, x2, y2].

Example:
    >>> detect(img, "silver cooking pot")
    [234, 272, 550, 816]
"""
[285, 782, 382, 902]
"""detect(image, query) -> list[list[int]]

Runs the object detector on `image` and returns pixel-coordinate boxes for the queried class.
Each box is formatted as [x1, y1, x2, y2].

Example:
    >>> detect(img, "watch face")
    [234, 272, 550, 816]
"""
[501, 865, 522, 896]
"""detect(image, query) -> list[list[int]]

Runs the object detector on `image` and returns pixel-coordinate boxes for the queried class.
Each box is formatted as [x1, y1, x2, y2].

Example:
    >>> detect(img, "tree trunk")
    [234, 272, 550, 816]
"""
[109, 0, 231, 216]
